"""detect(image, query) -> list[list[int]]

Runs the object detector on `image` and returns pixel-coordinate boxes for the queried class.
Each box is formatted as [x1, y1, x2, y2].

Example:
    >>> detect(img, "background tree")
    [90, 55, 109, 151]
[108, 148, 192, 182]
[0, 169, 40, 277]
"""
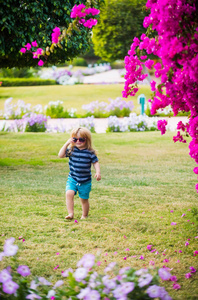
[92, 0, 147, 62]
[0, 0, 102, 68]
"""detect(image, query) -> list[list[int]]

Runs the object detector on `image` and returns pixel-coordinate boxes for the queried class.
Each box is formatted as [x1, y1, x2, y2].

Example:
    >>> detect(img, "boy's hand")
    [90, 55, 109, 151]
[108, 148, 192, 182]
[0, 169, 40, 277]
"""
[94, 173, 101, 181]
[67, 138, 74, 145]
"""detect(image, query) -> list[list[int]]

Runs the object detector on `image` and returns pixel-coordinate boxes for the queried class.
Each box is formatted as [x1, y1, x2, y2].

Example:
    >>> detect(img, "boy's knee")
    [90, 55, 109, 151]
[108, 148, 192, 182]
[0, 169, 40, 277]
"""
[80, 198, 89, 203]
[66, 190, 75, 198]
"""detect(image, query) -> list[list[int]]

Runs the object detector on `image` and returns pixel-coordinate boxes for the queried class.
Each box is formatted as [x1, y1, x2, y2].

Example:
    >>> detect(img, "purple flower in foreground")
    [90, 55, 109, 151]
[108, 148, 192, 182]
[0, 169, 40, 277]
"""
[77, 254, 95, 269]
[26, 293, 42, 299]
[61, 268, 73, 277]
[121, 282, 135, 294]
[17, 265, 31, 277]
[4, 238, 18, 256]
[0, 269, 12, 283]
[3, 280, 19, 294]
[74, 268, 88, 281]
[84, 289, 100, 300]
[138, 273, 153, 287]
[38, 277, 51, 286]
[147, 285, 161, 298]
[158, 268, 171, 280]
[77, 287, 91, 299]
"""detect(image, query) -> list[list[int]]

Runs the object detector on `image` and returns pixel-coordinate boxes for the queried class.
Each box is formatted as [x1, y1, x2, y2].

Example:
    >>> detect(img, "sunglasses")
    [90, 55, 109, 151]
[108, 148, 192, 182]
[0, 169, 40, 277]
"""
[73, 137, 86, 143]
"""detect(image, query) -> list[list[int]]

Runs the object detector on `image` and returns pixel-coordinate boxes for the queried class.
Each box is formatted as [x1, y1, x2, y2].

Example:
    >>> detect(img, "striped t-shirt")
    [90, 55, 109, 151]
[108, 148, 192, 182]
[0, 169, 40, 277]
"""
[66, 146, 98, 183]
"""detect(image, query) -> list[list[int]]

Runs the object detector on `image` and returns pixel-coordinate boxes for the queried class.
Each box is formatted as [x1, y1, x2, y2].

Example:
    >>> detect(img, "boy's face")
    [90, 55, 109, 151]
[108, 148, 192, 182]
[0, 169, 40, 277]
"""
[72, 132, 86, 149]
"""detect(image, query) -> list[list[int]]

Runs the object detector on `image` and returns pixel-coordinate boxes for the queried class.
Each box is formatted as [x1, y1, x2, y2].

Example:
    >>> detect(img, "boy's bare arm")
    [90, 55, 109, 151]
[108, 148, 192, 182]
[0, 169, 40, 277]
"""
[93, 161, 101, 181]
[58, 138, 73, 158]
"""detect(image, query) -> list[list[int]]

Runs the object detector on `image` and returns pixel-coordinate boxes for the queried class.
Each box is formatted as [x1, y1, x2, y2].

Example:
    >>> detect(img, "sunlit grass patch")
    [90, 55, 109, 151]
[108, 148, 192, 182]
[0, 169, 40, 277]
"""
[0, 131, 197, 299]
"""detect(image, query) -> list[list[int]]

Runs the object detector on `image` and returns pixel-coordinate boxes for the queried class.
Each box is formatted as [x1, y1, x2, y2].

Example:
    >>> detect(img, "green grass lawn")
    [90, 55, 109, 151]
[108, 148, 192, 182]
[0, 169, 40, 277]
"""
[0, 84, 151, 115]
[0, 131, 197, 299]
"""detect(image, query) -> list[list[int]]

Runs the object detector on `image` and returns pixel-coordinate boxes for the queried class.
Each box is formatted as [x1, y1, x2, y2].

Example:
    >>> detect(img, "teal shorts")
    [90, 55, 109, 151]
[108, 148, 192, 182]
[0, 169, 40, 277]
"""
[66, 176, 92, 199]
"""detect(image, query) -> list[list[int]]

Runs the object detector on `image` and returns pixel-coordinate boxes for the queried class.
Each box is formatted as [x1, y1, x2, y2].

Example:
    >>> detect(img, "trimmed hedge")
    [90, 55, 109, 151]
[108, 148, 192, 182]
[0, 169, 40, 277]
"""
[0, 78, 57, 86]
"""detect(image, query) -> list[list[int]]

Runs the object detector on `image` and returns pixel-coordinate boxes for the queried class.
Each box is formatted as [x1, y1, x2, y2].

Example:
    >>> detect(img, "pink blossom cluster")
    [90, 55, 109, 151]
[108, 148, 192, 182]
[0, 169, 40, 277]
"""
[122, 0, 198, 192]
[51, 27, 61, 44]
[157, 119, 167, 135]
[20, 3, 100, 66]
[70, 4, 100, 28]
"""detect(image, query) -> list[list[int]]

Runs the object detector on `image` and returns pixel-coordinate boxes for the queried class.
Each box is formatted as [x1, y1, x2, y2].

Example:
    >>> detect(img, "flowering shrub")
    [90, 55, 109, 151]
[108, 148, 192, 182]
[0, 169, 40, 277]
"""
[107, 114, 158, 132]
[122, 0, 198, 192]
[0, 237, 174, 300]
[44, 101, 77, 118]
[79, 116, 96, 133]
[23, 113, 48, 132]
[20, 2, 100, 67]
[0, 98, 43, 120]
[82, 98, 134, 118]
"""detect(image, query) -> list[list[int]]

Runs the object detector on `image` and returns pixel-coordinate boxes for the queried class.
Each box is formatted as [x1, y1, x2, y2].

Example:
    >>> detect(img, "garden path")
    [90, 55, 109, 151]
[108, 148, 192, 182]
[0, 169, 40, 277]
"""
[0, 116, 188, 133]
[48, 116, 188, 133]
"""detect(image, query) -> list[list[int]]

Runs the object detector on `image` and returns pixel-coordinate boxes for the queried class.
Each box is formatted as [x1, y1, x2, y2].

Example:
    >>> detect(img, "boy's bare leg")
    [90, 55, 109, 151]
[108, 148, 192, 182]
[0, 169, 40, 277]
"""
[80, 198, 89, 219]
[65, 190, 75, 219]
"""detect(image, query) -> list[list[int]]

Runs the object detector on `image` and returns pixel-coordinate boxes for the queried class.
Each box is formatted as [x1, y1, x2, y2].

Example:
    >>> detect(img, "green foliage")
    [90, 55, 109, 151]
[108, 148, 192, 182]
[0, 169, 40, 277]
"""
[0, 78, 56, 86]
[0, 0, 100, 68]
[0, 67, 36, 78]
[71, 57, 88, 66]
[25, 122, 47, 132]
[92, 0, 147, 61]
[45, 102, 70, 118]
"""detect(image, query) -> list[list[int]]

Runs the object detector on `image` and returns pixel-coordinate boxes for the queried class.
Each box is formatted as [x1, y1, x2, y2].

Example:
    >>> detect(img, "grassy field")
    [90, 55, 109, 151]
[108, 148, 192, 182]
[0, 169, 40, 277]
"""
[0, 131, 197, 299]
[0, 84, 151, 115]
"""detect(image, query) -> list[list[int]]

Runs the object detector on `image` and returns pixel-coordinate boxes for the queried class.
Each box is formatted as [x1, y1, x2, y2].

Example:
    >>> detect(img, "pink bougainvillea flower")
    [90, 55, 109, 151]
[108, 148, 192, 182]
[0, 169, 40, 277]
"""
[150, 249, 156, 253]
[74, 220, 78, 223]
[18, 236, 23, 240]
[190, 266, 196, 273]
[181, 214, 186, 217]
[32, 40, 38, 47]
[97, 261, 102, 266]
[139, 255, 144, 260]
[56, 252, 59, 255]
[124, 235, 127, 239]
[173, 283, 181, 290]
[171, 222, 177, 225]
[20, 48, 26, 53]
[185, 273, 192, 279]
[170, 210, 174, 213]
[185, 242, 189, 246]
[114, 251, 118, 255]
[22, 239, 25, 242]
[83, 18, 98, 28]
[157, 119, 167, 135]
[17, 265, 31, 277]
[187, 220, 190, 222]
[54, 265, 59, 270]
[147, 245, 153, 251]
[25, 43, 32, 50]
[195, 236, 198, 239]
[125, 248, 130, 251]
[179, 250, 182, 253]
[149, 260, 155, 266]
[193, 250, 198, 256]
[176, 260, 180, 263]
[163, 259, 169, 263]
[170, 275, 177, 282]
[38, 60, 44, 66]
[123, 256, 127, 260]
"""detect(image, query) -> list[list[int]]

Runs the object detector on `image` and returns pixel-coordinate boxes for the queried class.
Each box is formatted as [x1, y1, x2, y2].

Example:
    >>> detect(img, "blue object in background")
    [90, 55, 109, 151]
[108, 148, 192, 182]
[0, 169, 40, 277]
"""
[138, 94, 146, 115]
